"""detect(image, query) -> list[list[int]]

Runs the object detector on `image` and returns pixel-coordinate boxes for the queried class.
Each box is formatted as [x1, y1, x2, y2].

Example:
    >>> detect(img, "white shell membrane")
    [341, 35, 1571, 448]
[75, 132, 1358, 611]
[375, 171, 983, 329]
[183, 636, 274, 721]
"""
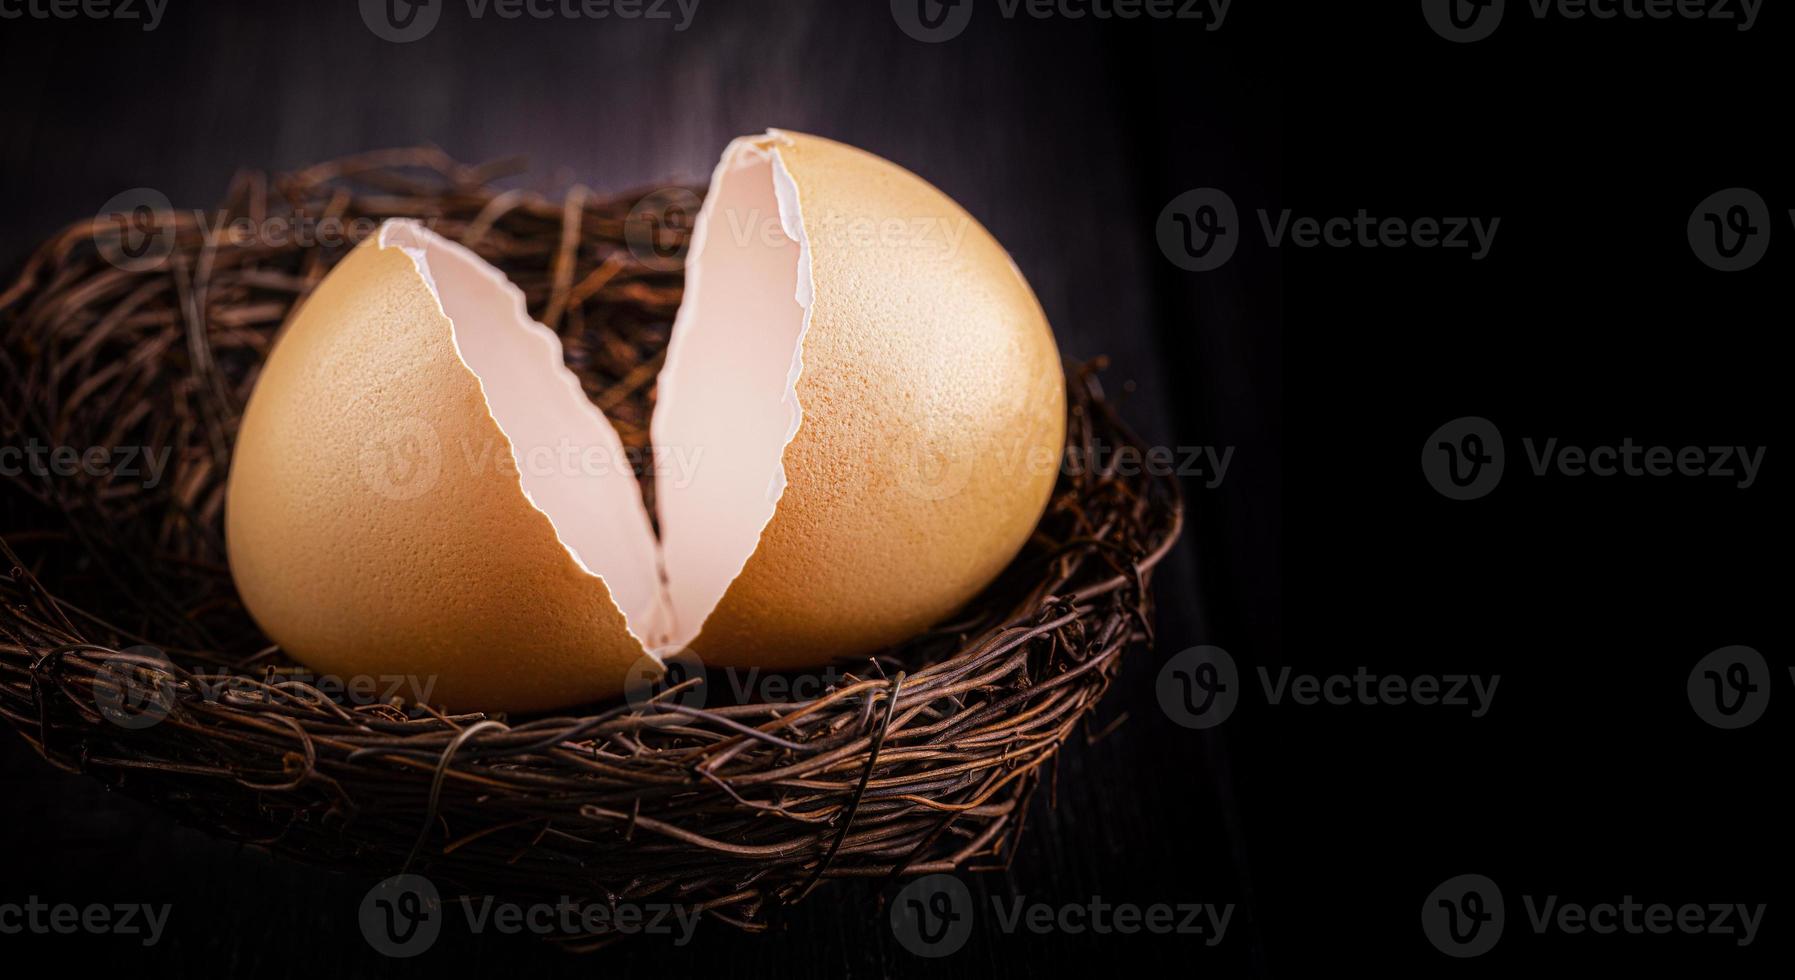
[377, 131, 810, 658]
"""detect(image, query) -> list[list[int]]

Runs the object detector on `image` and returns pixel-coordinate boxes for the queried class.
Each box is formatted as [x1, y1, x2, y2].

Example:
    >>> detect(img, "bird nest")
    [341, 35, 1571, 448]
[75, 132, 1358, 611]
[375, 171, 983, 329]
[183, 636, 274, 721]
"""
[0, 148, 1182, 943]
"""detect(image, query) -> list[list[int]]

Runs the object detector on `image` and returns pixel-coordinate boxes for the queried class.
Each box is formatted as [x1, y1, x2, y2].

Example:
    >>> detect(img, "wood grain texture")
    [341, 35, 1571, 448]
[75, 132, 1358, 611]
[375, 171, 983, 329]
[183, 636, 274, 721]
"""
[0, 1, 1276, 976]
[10, 2, 1789, 977]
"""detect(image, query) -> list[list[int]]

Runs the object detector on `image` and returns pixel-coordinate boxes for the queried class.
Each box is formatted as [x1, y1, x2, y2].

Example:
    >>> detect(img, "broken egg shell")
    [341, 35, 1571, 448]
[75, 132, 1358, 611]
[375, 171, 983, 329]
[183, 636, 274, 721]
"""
[225, 131, 1065, 713]
[224, 225, 653, 713]
[672, 130, 1066, 669]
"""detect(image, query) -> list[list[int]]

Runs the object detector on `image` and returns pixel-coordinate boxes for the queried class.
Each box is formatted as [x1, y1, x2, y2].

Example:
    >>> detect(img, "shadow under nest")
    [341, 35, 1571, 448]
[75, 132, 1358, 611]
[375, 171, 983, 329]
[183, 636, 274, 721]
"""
[0, 148, 1182, 945]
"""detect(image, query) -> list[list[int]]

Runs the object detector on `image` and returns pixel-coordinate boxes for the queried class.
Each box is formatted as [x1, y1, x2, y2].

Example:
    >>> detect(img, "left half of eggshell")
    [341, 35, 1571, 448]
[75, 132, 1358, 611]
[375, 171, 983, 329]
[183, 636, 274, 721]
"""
[225, 223, 656, 712]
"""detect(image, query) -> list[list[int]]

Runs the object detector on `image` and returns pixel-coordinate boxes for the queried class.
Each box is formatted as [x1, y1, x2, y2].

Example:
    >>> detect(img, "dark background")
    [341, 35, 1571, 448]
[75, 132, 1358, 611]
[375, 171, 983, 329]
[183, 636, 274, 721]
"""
[1, 0, 1784, 975]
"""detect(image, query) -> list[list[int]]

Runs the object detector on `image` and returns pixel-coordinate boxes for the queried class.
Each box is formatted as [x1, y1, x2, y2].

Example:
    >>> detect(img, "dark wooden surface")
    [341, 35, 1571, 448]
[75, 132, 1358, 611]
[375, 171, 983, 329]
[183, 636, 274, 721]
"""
[2, 1, 1787, 976]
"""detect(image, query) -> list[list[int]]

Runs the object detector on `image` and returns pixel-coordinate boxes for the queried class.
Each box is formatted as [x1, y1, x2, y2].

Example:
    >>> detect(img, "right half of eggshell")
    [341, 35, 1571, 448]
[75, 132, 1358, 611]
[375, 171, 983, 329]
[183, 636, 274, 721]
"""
[688, 131, 1066, 668]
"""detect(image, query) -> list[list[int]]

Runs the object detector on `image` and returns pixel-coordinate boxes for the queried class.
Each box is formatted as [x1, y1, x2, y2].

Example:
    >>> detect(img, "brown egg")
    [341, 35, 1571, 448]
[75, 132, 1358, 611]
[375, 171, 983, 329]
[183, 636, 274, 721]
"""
[657, 130, 1065, 669]
[225, 222, 661, 712]
[226, 130, 1063, 711]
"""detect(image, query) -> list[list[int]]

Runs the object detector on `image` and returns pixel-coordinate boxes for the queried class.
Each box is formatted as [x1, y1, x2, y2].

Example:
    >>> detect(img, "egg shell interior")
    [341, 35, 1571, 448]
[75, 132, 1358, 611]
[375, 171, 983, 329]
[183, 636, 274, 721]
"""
[366, 149, 816, 659]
